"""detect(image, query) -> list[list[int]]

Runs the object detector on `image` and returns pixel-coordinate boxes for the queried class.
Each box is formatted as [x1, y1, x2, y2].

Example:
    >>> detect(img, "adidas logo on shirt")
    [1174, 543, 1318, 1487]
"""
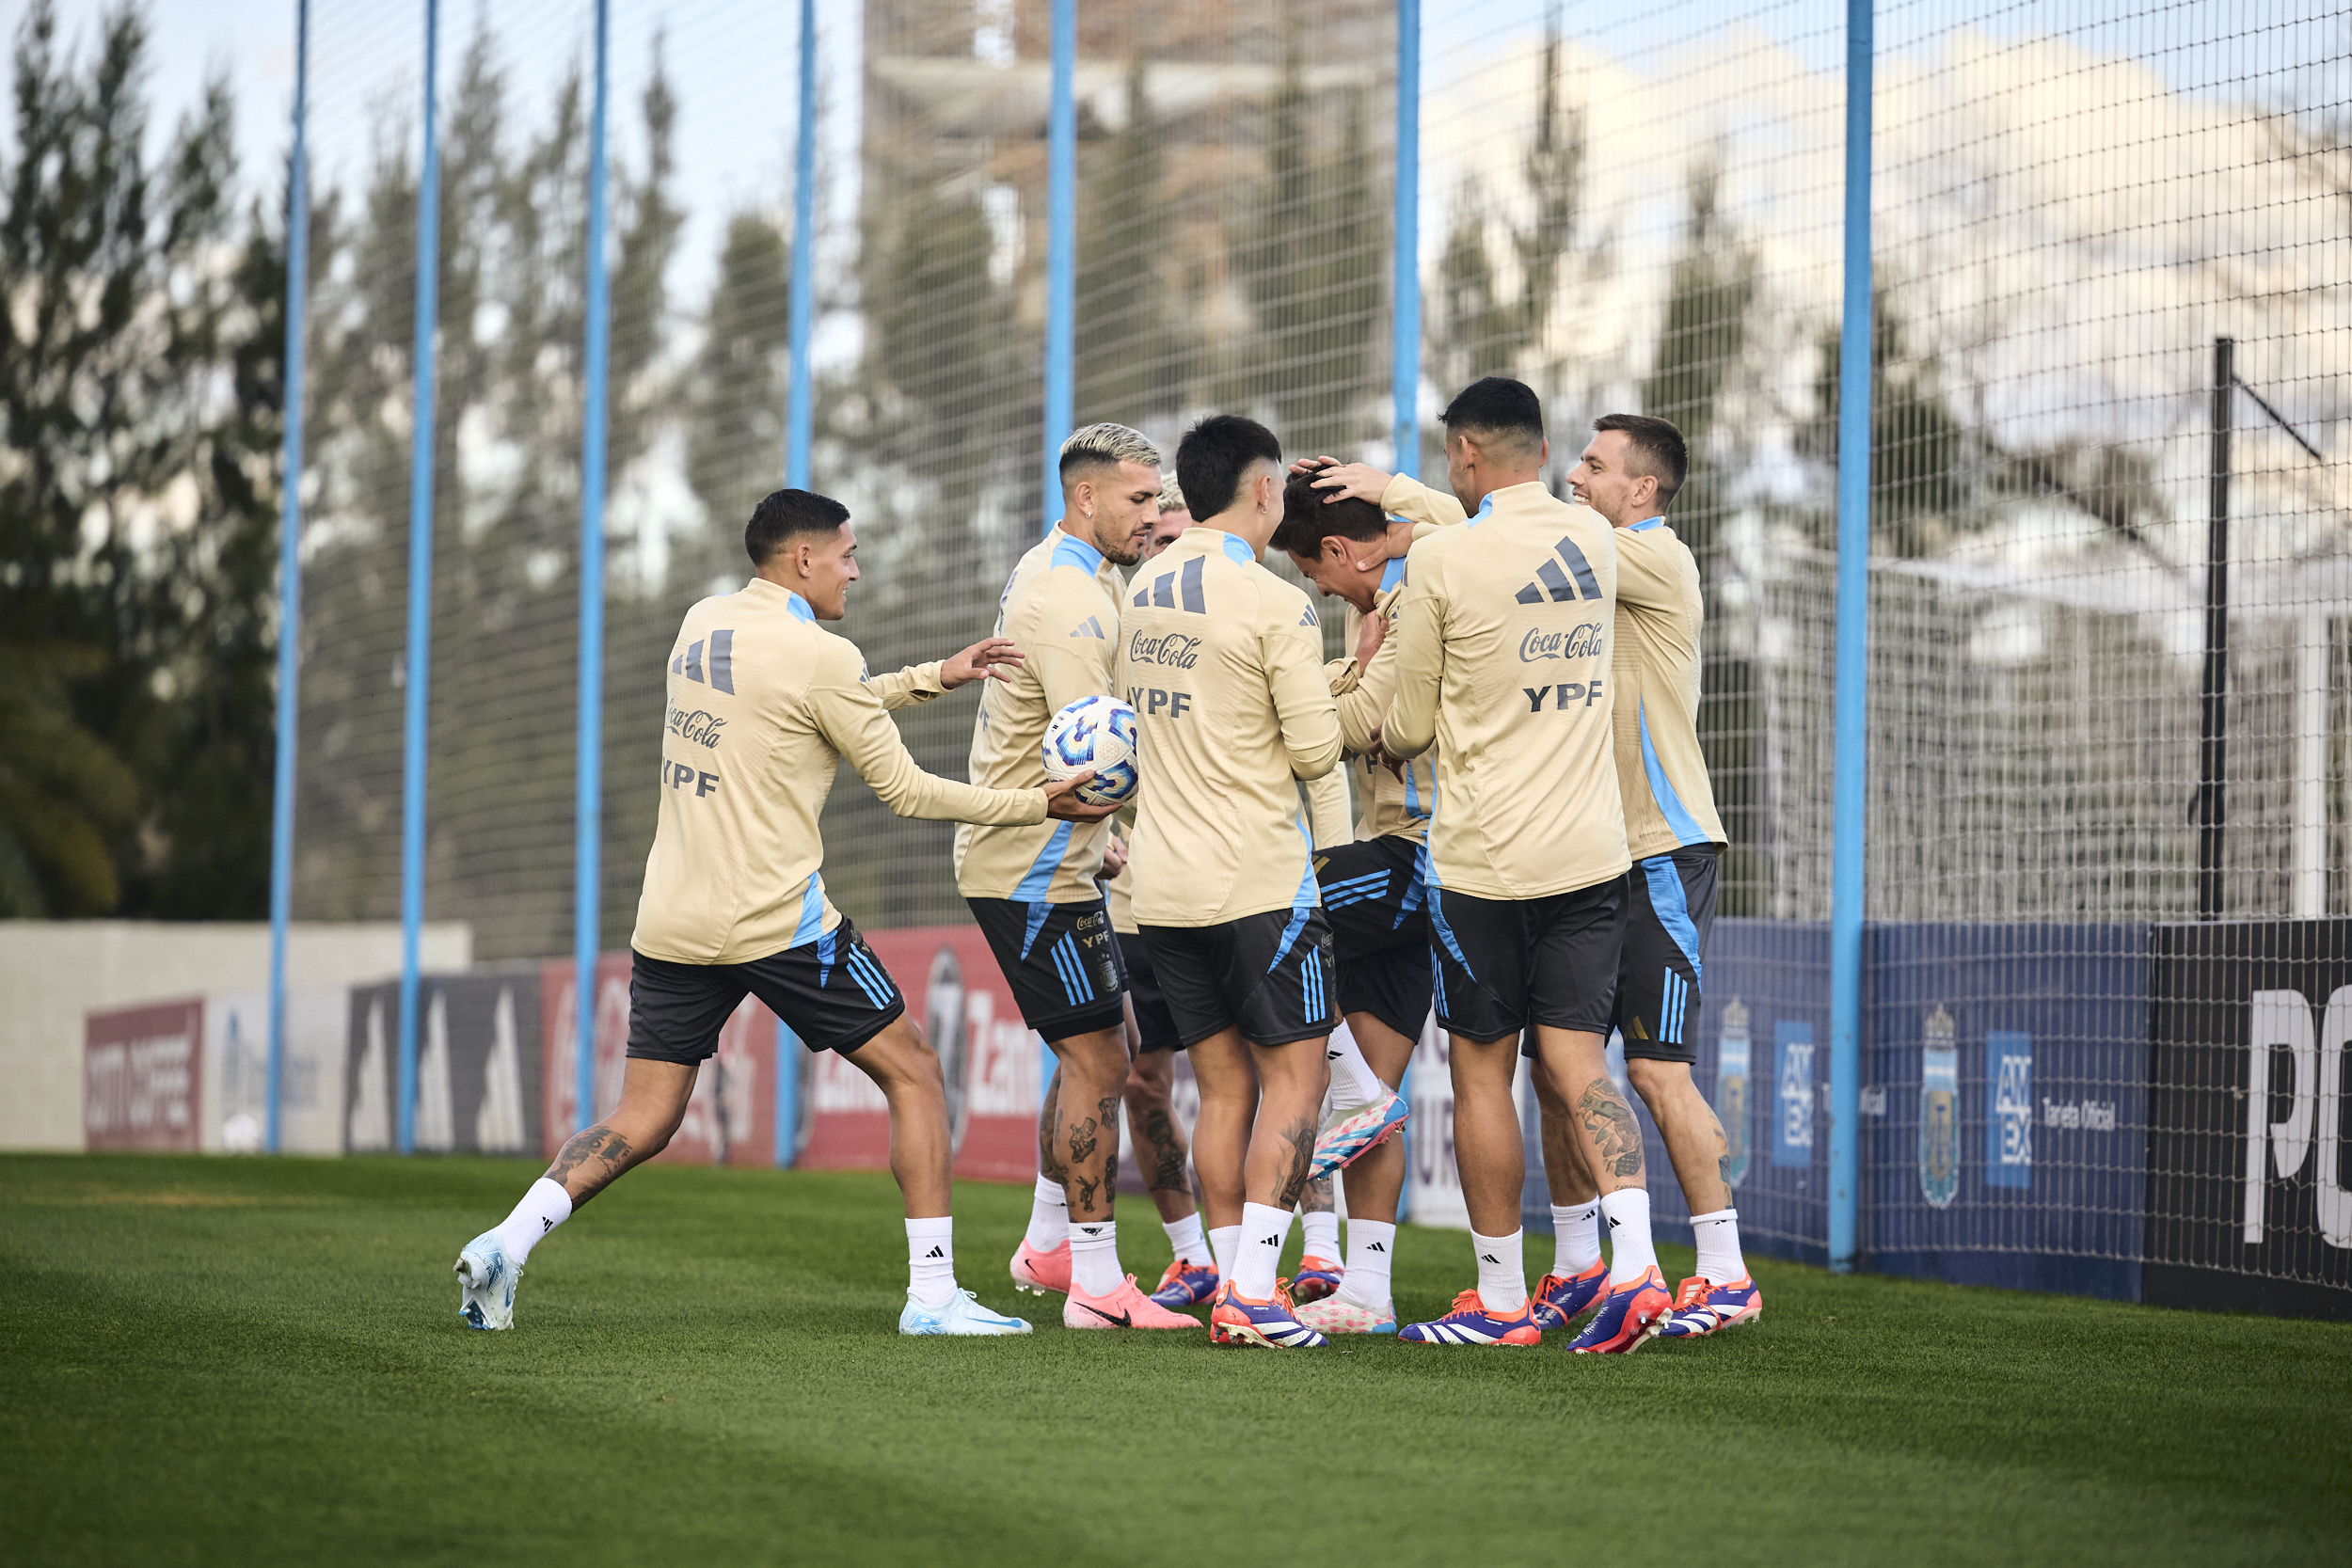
[1513, 534, 1603, 605]
[1069, 616, 1107, 640]
[1298, 605, 1319, 627]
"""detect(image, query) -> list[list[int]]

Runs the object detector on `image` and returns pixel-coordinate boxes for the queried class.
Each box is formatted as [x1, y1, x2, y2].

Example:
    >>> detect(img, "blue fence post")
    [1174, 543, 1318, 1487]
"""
[396, 0, 444, 1156]
[265, 0, 311, 1157]
[786, 0, 817, 490]
[1391, 0, 1420, 480]
[774, 1020, 802, 1168]
[1827, 0, 1875, 1273]
[574, 0, 612, 1134]
[1041, 0, 1075, 531]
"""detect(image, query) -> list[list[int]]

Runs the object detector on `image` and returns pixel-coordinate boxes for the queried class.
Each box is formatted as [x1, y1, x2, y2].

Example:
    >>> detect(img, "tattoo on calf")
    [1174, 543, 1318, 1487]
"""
[1576, 1076, 1645, 1180]
[1303, 1174, 1335, 1214]
[1276, 1116, 1317, 1209]
[1139, 1109, 1190, 1195]
[1038, 1076, 1068, 1182]
[547, 1126, 635, 1205]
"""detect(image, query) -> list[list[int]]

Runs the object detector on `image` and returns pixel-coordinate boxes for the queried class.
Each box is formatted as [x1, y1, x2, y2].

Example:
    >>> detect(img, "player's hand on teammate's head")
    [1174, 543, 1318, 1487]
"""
[1042, 774, 1120, 822]
[1353, 603, 1389, 668]
[940, 636, 1025, 689]
[1307, 460, 1392, 507]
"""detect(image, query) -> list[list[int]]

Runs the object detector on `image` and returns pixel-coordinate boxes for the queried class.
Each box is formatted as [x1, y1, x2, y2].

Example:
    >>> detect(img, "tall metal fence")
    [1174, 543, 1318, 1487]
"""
[266, 0, 2350, 1311]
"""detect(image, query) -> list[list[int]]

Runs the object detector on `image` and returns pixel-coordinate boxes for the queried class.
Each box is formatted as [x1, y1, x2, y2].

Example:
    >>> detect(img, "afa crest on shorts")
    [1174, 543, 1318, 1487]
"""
[1715, 997, 1750, 1190]
[1919, 1004, 1960, 1210]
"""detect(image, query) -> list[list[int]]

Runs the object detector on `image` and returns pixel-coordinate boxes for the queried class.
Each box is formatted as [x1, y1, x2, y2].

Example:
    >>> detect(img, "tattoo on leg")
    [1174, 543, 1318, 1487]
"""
[546, 1126, 635, 1205]
[1038, 1075, 1068, 1183]
[1066, 1114, 1099, 1170]
[1576, 1076, 1645, 1180]
[1139, 1109, 1190, 1195]
[1275, 1116, 1317, 1210]
[1303, 1174, 1335, 1214]
[1708, 1108, 1731, 1192]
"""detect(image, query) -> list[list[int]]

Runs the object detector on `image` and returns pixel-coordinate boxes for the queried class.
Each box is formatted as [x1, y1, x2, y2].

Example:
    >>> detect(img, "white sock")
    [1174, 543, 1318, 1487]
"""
[907, 1216, 956, 1307]
[1070, 1218, 1122, 1296]
[497, 1178, 572, 1267]
[1692, 1207, 1746, 1284]
[1471, 1227, 1527, 1314]
[1300, 1208, 1340, 1262]
[1551, 1201, 1601, 1276]
[1209, 1225, 1241, 1281]
[1234, 1201, 1292, 1300]
[1163, 1212, 1209, 1266]
[1025, 1174, 1068, 1251]
[1601, 1188, 1657, 1284]
[1323, 1024, 1385, 1112]
[1338, 1218, 1395, 1311]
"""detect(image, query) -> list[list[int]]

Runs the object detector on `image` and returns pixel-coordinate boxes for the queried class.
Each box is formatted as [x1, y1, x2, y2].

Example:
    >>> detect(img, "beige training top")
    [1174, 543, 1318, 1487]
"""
[1324, 557, 1438, 845]
[954, 526, 1128, 904]
[1104, 771, 1347, 935]
[1611, 518, 1727, 860]
[632, 577, 1047, 965]
[1119, 527, 1344, 927]
[1381, 481, 1630, 900]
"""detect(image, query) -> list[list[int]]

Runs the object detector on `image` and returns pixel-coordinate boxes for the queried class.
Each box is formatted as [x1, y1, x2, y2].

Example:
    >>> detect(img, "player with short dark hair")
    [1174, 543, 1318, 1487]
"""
[1376, 377, 1673, 1350]
[1526, 412, 1754, 1343]
[453, 489, 1116, 1337]
[967, 423, 1200, 1332]
[1125, 414, 1346, 1349]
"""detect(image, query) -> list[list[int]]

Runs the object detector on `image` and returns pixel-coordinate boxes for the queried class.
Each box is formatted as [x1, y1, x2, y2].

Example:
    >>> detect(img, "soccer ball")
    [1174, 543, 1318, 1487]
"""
[1041, 695, 1140, 807]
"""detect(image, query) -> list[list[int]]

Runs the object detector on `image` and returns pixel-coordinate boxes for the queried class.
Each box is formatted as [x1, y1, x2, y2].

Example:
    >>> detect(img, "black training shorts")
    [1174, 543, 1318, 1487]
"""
[966, 895, 1127, 1041]
[1313, 835, 1434, 1043]
[1613, 846, 1718, 1064]
[1428, 878, 1624, 1043]
[627, 919, 904, 1062]
[1119, 930, 1184, 1053]
[1141, 908, 1339, 1050]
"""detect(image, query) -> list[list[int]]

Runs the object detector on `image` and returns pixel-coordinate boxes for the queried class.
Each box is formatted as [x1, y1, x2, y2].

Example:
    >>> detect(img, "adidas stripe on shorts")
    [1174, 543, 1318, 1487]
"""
[627, 917, 906, 1061]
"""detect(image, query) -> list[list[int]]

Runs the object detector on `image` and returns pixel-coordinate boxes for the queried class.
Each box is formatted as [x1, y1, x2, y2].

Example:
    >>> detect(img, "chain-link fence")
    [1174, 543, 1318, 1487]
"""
[271, 0, 2349, 1310]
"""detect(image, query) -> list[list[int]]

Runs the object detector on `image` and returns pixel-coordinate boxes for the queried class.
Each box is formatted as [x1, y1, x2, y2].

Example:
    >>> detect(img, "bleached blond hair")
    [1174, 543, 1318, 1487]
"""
[1058, 422, 1162, 492]
[1156, 474, 1188, 514]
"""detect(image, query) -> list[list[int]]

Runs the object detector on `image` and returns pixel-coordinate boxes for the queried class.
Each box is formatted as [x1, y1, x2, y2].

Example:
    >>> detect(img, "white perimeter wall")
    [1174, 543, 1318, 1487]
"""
[0, 922, 472, 1150]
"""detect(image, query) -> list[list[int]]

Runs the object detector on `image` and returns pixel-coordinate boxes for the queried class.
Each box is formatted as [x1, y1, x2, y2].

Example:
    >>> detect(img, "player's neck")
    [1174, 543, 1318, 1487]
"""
[1195, 511, 1274, 560]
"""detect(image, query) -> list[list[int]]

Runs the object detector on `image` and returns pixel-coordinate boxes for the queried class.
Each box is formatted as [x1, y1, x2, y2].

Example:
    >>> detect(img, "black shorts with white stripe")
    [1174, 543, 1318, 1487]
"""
[1141, 908, 1338, 1050]
[626, 919, 905, 1061]
[1313, 834, 1434, 1043]
[966, 895, 1129, 1042]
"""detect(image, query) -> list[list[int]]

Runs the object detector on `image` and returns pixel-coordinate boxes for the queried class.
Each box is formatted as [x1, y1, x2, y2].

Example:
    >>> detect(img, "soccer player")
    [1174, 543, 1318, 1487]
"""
[1525, 413, 1756, 1342]
[964, 424, 1199, 1331]
[453, 488, 1116, 1336]
[1263, 469, 1435, 1336]
[1122, 414, 1344, 1350]
[1376, 376, 1672, 1350]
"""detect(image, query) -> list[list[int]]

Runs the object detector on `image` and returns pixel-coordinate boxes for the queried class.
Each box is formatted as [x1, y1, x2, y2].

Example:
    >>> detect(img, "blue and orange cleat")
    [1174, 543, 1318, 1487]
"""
[1310, 1088, 1410, 1180]
[1529, 1258, 1610, 1331]
[1290, 1255, 1344, 1304]
[1208, 1279, 1327, 1349]
[1566, 1266, 1672, 1354]
[1651, 1274, 1763, 1339]
[1399, 1288, 1542, 1347]
[1009, 1238, 1071, 1296]
[1150, 1256, 1219, 1308]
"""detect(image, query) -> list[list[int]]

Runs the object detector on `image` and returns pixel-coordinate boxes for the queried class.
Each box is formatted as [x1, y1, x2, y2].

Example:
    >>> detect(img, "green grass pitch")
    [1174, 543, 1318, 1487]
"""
[3, 1155, 2345, 1566]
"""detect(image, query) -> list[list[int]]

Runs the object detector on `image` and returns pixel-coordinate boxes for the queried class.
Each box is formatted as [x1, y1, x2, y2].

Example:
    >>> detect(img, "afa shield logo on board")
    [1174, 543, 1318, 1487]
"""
[1716, 998, 1750, 1189]
[1919, 1005, 1959, 1210]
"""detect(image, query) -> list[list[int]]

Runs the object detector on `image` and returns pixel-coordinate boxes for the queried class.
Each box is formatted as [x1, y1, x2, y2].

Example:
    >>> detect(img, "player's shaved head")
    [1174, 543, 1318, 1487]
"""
[745, 487, 850, 565]
[1592, 413, 1688, 509]
[1272, 471, 1388, 556]
[1175, 414, 1282, 521]
[1058, 421, 1162, 494]
[1439, 376, 1545, 464]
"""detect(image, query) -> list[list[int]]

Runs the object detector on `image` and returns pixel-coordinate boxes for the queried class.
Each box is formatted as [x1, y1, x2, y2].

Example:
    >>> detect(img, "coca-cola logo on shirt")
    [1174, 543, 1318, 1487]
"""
[1518, 623, 1606, 662]
[667, 705, 727, 748]
[1128, 631, 1201, 670]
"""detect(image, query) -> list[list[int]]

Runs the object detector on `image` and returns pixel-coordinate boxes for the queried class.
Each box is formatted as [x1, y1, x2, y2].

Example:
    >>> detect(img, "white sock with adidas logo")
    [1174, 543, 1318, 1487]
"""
[1338, 1218, 1396, 1312]
[1471, 1228, 1527, 1315]
[497, 1178, 572, 1267]
[1323, 1024, 1385, 1112]
[1233, 1202, 1293, 1300]
[906, 1216, 956, 1308]
[1600, 1188, 1657, 1284]
[1163, 1212, 1209, 1267]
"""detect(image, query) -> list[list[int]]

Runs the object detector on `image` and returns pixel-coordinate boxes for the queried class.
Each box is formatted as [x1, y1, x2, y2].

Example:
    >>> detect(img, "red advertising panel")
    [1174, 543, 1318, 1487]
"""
[536, 958, 777, 1167]
[87, 999, 205, 1152]
[861, 924, 1044, 1183]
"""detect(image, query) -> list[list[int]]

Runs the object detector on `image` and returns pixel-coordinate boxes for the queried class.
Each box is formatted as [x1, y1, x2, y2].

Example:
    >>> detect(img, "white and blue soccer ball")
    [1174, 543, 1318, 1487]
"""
[1041, 695, 1140, 807]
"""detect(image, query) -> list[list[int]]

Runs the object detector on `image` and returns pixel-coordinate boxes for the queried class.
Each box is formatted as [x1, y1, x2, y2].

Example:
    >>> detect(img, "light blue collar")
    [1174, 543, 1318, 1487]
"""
[1468, 493, 1496, 528]
[1379, 557, 1407, 593]
[1049, 526, 1106, 574]
[1218, 531, 1257, 565]
[1629, 515, 1665, 532]
[782, 588, 816, 623]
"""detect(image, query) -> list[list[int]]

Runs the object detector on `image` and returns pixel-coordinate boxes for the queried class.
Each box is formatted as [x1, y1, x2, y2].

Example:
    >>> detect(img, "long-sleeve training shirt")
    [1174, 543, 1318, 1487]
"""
[1382, 481, 1629, 901]
[1324, 558, 1438, 845]
[1612, 518, 1726, 859]
[956, 526, 1129, 903]
[1119, 527, 1343, 927]
[632, 577, 1048, 965]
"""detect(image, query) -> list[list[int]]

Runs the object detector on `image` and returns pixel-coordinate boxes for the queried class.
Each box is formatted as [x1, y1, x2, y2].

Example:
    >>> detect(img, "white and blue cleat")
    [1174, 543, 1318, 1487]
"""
[1309, 1086, 1411, 1180]
[898, 1289, 1034, 1337]
[454, 1230, 519, 1331]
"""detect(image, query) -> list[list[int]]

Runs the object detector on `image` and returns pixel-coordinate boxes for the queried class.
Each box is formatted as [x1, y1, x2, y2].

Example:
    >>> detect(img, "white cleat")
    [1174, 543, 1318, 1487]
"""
[454, 1230, 518, 1331]
[898, 1288, 1034, 1336]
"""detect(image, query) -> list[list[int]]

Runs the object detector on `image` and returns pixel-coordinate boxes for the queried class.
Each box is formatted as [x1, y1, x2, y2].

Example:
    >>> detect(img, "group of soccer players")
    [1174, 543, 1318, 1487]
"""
[453, 372, 1759, 1351]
